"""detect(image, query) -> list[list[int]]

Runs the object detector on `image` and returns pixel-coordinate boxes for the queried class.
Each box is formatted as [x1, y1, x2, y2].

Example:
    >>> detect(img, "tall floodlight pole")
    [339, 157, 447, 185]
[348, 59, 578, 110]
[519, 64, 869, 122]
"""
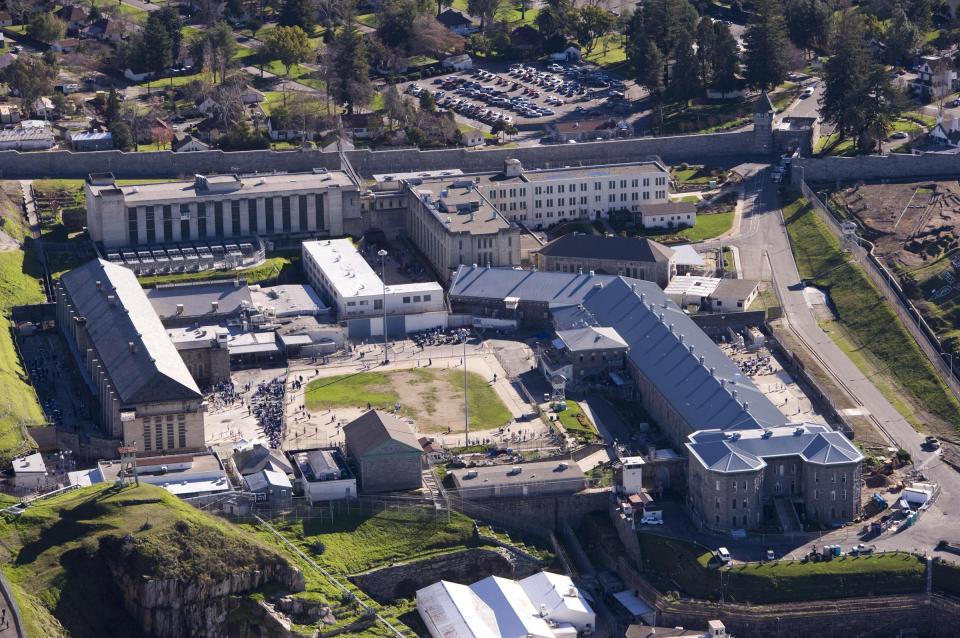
[461, 328, 469, 447]
[378, 249, 389, 365]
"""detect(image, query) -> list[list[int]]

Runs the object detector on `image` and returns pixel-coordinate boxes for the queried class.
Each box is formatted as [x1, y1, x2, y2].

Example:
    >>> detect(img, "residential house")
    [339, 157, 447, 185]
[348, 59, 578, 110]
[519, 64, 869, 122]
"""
[32, 97, 55, 119]
[56, 4, 89, 34]
[0, 11, 13, 27]
[0, 104, 20, 125]
[51, 39, 79, 53]
[509, 25, 543, 57]
[136, 117, 173, 145]
[241, 87, 265, 105]
[243, 469, 293, 505]
[172, 133, 210, 152]
[341, 112, 381, 140]
[86, 17, 126, 43]
[913, 55, 957, 100]
[638, 201, 697, 229]
[124, 68, 153, 83]
[545, 117, 627, 143]
[437, 9, 475, 35]
[460, 127, 485, 147]
[549, 44, 581, 62]
[441, 53, 474, 71]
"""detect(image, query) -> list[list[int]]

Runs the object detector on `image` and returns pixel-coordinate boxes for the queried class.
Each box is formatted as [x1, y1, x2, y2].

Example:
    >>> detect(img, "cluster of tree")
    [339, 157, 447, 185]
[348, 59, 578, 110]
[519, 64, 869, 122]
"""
[2, 52, 57, 113]
[26, 11, 65, 43]
[536, 0, 618, 55]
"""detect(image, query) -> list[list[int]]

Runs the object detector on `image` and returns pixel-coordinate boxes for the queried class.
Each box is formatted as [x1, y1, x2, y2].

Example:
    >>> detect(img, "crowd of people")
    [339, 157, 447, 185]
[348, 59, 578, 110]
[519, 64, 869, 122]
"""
[251, 378, 286, 448]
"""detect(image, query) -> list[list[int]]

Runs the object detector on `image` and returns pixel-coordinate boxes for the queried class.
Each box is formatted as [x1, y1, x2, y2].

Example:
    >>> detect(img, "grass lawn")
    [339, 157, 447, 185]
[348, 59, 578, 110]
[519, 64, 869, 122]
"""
[0, 248, 47, 465]
[137, 255, 297, 287]
[637, 533, 924, 603]
[134, 72, 205, 89]
[553, 400, 597, 438]
[305, 368, 512, 432]
[676, 211, 734, 242]
[356, 12, 378, 28]
[672, 165, 725, 185]
[582, 35, 626, 68]
[0, 483, 292, 638]
[783, 196, 960, 433]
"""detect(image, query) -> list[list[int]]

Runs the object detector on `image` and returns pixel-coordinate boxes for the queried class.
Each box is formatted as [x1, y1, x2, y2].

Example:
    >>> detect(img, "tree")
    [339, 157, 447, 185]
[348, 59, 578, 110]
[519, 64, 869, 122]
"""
[695, 17, 717, 91]
[141, 14, 174, 81]
[667, 33, 700, 103]
[191, 21, 239, 83]
[419, 90, 436, 112]
[574, 6, 616, 56]
[743, 0, 789, 91]
[265, 25, 312, 77]
[3, 54, 56, 113]
[383, 83, 410, 128]
[151, 125, 174, 150]
[378, 0, 425, 51]
[436, 0, 453, 16]
[105, 88, 122, 124]
[884, 7, 919, 66]
[635, 0, 698, 57]
[27, 11, 66, 43]
[711, 22, 741, 93]
[328, 17, 373, 114]
[821, 11, 901, 153]
[536, 0, 575, 42]
[633, 37, 665, 129]
[109, 121, 134, 151]
[279, 0, 315, 32]
[785, 0, 829, 57]
[468, 0, 502, 30]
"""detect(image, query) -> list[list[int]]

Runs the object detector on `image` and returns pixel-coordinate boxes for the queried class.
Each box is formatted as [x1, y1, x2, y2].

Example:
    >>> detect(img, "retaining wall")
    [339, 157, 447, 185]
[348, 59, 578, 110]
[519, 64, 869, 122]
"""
[795, 153, 960, 184]
[448, 488, 611, 538]
[0, 132, 757, 179]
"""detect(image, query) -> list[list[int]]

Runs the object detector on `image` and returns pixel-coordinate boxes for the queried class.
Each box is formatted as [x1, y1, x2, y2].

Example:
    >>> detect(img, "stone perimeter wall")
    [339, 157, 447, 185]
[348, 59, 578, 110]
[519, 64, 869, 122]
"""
[795, 152, 960, 184]
[0, 131, 755, 179]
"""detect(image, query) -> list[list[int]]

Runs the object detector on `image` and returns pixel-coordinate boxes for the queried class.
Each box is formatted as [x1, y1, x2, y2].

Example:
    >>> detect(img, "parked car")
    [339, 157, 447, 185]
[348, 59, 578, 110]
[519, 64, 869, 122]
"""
[716, 547, 732, 563]
[925, 436, 941, 449]
[640, 515, 663, 525]
[850, 544, 874, 556]
[766, 549, 775, 561]
[801, 87, 815, 98]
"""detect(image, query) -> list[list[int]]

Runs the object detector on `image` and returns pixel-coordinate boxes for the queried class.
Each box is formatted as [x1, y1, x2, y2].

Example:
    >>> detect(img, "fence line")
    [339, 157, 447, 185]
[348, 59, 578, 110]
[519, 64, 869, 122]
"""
[793, 170, 960, 406]
[0, 568, 24, 638]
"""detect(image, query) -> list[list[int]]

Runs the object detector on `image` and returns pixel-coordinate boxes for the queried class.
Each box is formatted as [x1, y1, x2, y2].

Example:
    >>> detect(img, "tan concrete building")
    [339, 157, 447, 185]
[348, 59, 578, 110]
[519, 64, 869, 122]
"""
[57, 260, 206, 453]
[533, 234, 677, 287]
[84, 170, 361, 248]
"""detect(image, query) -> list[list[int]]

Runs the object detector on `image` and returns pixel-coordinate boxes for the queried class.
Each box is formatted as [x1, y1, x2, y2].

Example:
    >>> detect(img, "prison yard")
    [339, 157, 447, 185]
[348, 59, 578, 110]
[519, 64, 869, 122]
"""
[304, 369, 513, 434]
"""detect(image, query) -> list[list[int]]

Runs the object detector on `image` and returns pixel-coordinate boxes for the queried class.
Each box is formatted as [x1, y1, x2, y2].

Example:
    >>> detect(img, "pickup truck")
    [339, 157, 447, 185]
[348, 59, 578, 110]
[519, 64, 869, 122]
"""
[850, 544, 874, 556]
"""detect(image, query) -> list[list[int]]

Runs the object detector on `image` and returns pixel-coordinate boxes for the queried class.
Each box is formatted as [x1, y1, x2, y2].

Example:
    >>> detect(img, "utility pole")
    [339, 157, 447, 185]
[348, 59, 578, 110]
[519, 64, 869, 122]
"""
[461, 328, 469, 447]
[378, 249, 389, 365]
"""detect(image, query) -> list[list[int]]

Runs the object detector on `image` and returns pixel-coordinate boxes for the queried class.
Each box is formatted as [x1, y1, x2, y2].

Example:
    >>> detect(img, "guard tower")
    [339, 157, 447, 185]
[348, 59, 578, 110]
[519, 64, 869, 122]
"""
[841, 220, 859, 250]
[752, 91, 776, 154]
[550, 373, 567, 403]
[117, 445, 139, 486]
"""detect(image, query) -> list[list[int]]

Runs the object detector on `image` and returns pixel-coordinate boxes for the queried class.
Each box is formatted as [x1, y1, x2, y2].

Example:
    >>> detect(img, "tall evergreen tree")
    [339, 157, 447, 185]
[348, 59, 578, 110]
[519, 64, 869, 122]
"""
[329, 15, 372, 114]
[785, 0, 829, 56]
[884, 7, 919, 66]
[711, 22, 741, 93]
[743, 0, 789, 91]
[279, 0, 315, 31]
[668, 33, 701, 103]
[695, 17, 717, 91]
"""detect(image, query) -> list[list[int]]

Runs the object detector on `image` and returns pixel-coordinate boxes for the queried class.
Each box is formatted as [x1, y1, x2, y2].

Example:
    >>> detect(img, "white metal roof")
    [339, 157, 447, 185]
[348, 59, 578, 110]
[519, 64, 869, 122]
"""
[664, 275, 721, 299]
[417, 580, 501, 638]
[303, 238, 385, 299]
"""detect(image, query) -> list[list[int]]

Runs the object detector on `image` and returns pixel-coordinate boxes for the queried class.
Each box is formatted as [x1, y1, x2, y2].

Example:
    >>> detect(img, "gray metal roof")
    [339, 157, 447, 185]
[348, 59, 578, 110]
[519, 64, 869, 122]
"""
[146, 281, 252, 321]
[712, 278, 760, 300]
[343, 410, 422, 458]
[578, 277, 788, 432]
[60, 259, 201, 405]
[686, 424, 863, 474]
[536, 234, 675, 264]
[451, 460, 586, 488]
[449, 265, 631, 307]
[556, 326, 627, 352]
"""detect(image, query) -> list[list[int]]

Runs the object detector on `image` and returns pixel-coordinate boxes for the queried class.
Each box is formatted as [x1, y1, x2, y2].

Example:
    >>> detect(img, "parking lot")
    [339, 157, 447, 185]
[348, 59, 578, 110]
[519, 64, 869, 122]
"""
[399, 60, 637, 141]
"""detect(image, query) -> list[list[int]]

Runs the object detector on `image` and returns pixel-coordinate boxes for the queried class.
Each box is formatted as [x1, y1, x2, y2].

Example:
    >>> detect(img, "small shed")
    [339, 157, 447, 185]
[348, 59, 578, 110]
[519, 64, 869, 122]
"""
[244, 469, 293, 506]
[442, 54, 474, 71]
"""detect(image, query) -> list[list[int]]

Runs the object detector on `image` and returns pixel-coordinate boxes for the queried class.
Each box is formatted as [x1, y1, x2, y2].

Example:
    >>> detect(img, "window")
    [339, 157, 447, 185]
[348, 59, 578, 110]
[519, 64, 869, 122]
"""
[831, 490, 837, 501]
[154, 421, 163, 450]
[265, 198, 275, 233]
[181, 207, 190, 241]
[732, 481, 737, 492]
[594, 182, 601, 190]
[374, 299, 382, 310]
[315, 194, 325, 230]
[281, 197, 291, 232]
[413, 295, 421, 302]
[249, 199, 258, 233]
[731, 499, 736, 509]
[166, 421, 175, 449]
[715, 480, 720, 491]
[143, 421, 151, 451]
[814, 489, 819, 499]
[299, 195, 308, 230]
[127, 208, 138, 244]
[231, 200, 241, 235]
[145, 206, 156, 243]
[178, 419, 187, 448]
[214, 201, 224, 237]
[403, 296, 411, 303]
[162, 206, 172, 242]
[831, 473, 836, 483]
[608, 180, 615, 188]
[197, 203, 208, 238]
[643, 178, 650, 187]
[743, 499, 748, 510]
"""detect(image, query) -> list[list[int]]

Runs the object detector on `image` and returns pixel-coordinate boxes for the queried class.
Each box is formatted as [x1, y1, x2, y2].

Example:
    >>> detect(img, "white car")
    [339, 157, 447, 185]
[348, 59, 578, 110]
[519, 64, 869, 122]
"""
[640, 515, 663, 525]
[716, 547, 732, 563]
[890, 131, 909, 140]
[801, 87, 815, 98]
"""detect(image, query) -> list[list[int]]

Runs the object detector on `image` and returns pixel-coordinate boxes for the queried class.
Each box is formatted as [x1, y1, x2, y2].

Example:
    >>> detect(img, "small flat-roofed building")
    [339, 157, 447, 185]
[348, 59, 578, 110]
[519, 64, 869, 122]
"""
[165, 324, 231, 387]
[228, 331, 282, 366]
[518, 572, 595, 633]
[146, 280, 252, 327]
[302, 239, 446, 335]
[244, 468, 293, 505]
[639, 202, 697, 229]
[96, 452, 231, 498]
[84, 170, 361, 249]
[70, 130, 113, 151]
[249, 284, 327, 318]
[541, 325, 628, 386]
[665, 275, 721, 309]
[665, 276, 760, 313]
[534, 234, 676, 287]
[450, 460, 586, 499]
[11, 453, 47, 490]
[288, 447, 357, 502]
[343, 410, 423, 493]
[0, 126, 54, 150]
[56, 259, 205, 452]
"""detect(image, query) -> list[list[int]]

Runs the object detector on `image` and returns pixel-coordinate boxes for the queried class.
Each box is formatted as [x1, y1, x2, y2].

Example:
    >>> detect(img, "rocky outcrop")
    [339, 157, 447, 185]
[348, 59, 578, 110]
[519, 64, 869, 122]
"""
[350, 546, 542, 603]
[106, 554, 305, 638]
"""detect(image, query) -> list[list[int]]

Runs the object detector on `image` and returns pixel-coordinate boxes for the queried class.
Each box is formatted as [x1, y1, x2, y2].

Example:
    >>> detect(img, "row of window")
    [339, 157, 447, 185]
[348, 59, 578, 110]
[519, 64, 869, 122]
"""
[126, 195, 326, 244]
[141, 414, 188, 452]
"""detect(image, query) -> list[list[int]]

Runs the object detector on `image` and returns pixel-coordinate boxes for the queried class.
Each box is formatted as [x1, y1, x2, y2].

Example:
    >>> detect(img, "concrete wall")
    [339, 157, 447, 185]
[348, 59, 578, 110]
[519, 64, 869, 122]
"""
[449, 488, 611, 537]
[795, 152, 960, 184]
[0, 132, 757, 179]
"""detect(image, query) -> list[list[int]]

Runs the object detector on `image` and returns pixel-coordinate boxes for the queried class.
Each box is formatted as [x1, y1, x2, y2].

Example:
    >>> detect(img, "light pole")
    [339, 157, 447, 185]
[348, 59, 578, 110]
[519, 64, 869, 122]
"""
[460, 328, 469, 447]
[378, 249, 389, 365]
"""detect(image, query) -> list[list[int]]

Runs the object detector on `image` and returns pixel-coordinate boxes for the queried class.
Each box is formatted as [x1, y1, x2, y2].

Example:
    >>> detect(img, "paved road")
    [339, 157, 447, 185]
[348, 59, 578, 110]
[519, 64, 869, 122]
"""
[701, 168, 960, 553]
[781, 81, 822, 120]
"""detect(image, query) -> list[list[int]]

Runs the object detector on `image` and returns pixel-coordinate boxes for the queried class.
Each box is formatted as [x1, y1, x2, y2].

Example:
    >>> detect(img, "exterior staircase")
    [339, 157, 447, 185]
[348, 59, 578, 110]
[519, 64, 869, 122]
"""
[774, 496, 802, 533]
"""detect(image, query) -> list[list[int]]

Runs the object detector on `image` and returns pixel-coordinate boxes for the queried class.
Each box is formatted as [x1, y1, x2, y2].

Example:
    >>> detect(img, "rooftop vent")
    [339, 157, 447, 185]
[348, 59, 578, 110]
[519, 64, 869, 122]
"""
[176, 304, 184, 315]
[730, 432, 741, 441]
[794, 426, 805, 435]
[95, 280, 102, 291]
[699, 355, 705, 366]
[761, 430, 773, 439]
[128, 341, 137, 353]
